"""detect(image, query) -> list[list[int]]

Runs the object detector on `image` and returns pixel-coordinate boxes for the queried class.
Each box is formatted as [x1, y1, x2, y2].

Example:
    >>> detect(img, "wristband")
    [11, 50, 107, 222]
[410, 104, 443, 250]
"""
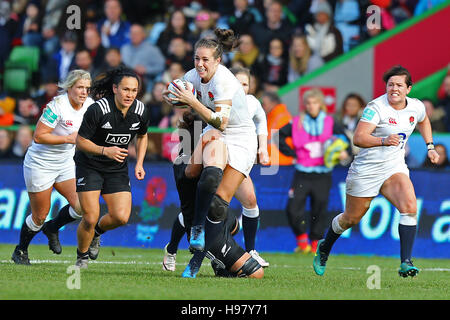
[381, 138, 385, 146]
[426, 142, 434, 151]
[102, 147, 105, 155]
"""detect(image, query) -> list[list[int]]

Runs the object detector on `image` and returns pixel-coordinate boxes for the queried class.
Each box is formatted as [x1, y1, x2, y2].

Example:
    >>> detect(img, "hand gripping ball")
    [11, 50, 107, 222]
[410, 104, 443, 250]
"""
[167, 79, 197, 108]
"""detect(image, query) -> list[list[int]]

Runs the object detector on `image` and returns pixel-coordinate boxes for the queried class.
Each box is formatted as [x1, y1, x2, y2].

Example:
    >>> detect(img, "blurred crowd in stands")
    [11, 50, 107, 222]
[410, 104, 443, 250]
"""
[0, 0, 448, 168]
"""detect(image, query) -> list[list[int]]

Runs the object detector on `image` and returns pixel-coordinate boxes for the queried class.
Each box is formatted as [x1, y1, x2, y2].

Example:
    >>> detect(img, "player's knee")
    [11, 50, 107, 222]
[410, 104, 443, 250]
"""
[207, 194, 229, 222]
[113, 214, 129, 226]
[198, 166, 223, 194]
[237, 256, 263, 278]
[248, 266, 264, 279]
[399, 201, 417, 215]
[242, 193, 257, 209]
[340, 214, 360, 229]
[81, 215, 97, 230]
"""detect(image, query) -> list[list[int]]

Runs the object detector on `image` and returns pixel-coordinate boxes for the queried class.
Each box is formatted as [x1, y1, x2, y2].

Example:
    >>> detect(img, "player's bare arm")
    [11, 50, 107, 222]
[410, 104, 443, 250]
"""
[353, 121, 400, 147]
[34, 121, 77, 145]
[76, 134, 128, 163]
[417, 115, 440, 164]
[134, 133, 148, 180]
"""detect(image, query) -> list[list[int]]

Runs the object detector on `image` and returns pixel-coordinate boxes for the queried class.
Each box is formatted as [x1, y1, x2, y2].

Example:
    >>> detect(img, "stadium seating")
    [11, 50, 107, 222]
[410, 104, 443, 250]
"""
[2, 63, 30, 93]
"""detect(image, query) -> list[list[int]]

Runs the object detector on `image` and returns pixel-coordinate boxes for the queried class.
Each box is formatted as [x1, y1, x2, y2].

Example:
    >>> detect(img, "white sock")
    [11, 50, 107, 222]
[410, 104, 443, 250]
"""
[25, 214, 43, 232]
[242, 206, 259, 218]
[399, 213, 417, 226]
[69, 206, 82, 219]
[178, 212, 185, 228]
[331, 213, 346, 234]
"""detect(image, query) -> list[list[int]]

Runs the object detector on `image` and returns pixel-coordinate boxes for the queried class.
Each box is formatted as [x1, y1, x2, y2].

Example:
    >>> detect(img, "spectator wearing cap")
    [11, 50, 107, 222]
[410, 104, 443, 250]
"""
[45, 31, 77, 82]
[305, 0, 344, 62]
[97, 0, 130, 49]
[120, 24, 165, 92]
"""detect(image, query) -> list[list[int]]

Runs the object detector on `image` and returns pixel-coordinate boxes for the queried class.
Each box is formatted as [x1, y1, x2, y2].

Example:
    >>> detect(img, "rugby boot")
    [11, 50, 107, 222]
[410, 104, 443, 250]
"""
[182, 258, 201, 278]
[188, 225, 205, 252]
[162, 243, 176, 271]
[42, 222, 62, 254]
[11, 246, 31, 265]
[249, 250, 269, 268]
[75, 257, 88, 269]
[88, 235, 101, 260]
[398, 259, 419, 278]
[313, 239, 328, 276]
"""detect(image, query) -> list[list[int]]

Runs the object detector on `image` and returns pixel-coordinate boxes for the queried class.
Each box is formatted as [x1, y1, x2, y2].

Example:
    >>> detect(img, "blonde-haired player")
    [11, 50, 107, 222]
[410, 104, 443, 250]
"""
[12, 70, 93, 264]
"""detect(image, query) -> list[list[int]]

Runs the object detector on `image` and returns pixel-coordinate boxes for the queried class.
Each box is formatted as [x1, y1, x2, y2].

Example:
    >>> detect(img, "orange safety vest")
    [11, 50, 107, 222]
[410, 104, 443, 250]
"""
[266, 103, 294, 166]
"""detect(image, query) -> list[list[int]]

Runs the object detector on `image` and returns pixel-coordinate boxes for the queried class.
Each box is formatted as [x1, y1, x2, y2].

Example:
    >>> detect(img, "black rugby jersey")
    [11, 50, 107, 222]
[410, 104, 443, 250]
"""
[74, 95, 149, 172]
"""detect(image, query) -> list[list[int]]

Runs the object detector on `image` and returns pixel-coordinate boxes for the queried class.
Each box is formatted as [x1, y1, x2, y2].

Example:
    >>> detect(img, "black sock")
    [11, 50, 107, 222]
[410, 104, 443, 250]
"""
[189, 250, 206, 267]
[17, 221, 39, 251]
[399, 224, 416, 262]
[193, 167, 223, 226]
[94, 223, 105, 238]
[320, 226, 342, 255]
[77, 248, 89, 259]
[46, 205, 75, 232]
[167, 216, 186, 254]
[242, 215, 259, 252]
[204, 218, 224, 251]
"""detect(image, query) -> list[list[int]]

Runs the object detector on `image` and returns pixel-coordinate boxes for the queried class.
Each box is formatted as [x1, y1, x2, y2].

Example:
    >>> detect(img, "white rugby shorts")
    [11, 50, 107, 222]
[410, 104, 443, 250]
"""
[202, 126, 257, 177]
[345, 161, 410, 197]
[23, 159, 75, 192]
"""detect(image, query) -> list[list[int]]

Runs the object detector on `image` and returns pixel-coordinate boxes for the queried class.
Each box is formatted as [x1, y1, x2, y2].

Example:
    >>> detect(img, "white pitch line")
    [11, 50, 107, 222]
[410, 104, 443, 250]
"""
[1, 259, 450, 272]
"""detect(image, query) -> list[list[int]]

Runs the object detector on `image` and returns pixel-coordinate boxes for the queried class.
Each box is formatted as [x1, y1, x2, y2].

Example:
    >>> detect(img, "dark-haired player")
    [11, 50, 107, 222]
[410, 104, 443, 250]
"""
[74, 66, 149, 268]
[163, 110, 263, 278]
[313, 65, 440, 277]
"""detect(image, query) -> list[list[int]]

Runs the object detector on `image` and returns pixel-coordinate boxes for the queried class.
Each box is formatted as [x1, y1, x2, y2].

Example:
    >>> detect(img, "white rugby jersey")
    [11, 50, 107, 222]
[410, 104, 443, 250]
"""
[184, 64, 255, 135]
[350, 93, 426, 172]
[246, 94, 268, 136]
[25, 93, 94, 167]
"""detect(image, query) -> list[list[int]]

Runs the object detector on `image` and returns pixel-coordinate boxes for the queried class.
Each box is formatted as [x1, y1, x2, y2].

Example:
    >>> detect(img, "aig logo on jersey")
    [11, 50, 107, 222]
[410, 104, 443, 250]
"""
[106, 133, 131, 145]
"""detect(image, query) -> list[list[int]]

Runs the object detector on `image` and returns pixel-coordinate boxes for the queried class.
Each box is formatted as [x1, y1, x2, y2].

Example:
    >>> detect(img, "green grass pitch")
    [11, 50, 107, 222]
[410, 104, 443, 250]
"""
[1, 244, 448, 300]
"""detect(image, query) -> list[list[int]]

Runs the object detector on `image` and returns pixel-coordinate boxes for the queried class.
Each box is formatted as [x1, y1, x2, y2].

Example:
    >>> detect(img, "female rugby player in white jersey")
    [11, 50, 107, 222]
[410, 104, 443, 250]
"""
[12, 70, 93, 265]
[165, 28, 258, 260]
[313, 65, 440, 277]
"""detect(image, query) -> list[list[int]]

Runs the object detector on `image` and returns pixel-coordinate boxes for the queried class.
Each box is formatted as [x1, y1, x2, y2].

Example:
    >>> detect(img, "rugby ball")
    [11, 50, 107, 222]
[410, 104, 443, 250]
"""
[167, 79, 196, 108]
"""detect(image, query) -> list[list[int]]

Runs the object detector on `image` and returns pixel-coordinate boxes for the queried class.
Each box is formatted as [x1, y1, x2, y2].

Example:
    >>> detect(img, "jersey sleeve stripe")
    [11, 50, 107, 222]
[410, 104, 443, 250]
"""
[135, 100, 144, 116]
[97, 99, 107, 115]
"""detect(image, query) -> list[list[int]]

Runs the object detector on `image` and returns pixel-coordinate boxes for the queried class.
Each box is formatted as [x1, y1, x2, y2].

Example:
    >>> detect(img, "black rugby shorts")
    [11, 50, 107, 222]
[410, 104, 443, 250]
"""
[76, 165, 131, 194]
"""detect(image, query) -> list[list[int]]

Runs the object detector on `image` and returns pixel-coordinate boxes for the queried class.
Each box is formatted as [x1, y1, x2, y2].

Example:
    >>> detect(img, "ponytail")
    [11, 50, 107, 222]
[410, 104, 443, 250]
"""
[194, 28, 238, 60]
